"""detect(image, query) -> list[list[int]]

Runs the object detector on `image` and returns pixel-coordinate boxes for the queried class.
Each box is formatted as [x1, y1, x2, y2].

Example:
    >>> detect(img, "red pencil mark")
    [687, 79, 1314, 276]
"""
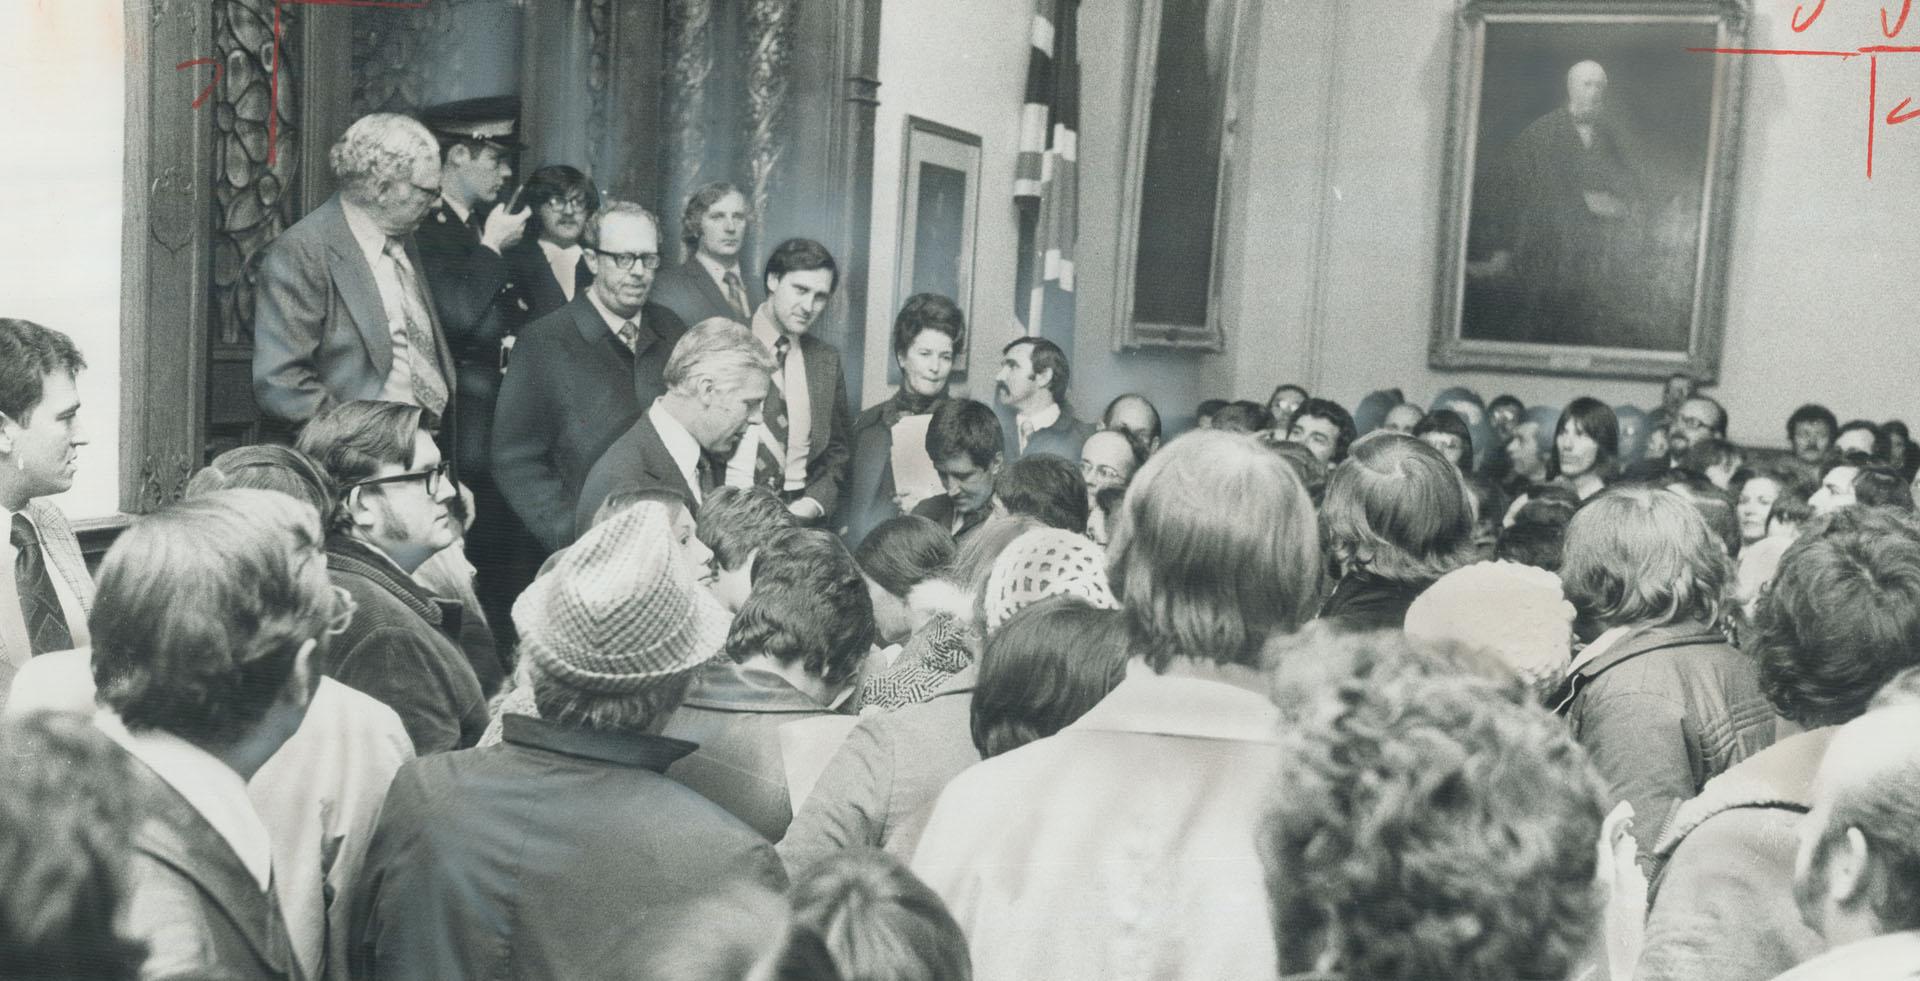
[1685, 46, 1859, 57]
[1889, 96, 1920, 122]
[1886, 0, 1914, 37]
[1793, 0, 1829, 32]
[1870, 56, 1879, 177]
[174, 57, 222, 109]
[261, 0, 432, 165]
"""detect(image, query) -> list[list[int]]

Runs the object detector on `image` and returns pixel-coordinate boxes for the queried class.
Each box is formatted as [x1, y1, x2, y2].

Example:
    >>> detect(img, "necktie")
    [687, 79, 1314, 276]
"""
[1018, 417, 1036, 453]
[723, 270, 751, 322]
[697, 452, 720, 495]
[755, 336, 793, 492]
[383, 239, 450, 419]
[11, 513, 72, 656]
[617, 320, 639, 354]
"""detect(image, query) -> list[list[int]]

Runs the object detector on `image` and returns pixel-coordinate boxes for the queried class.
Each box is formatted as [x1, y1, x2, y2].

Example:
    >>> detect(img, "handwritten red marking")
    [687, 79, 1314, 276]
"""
[1685, 46, 1859, 57]
[1793, 0, 1829, 32]
[174, 57, 222, 109]
[1870, 56, 1879, 177]
[1859, 44, 1920, 52]
[262, 0, 431, 165]
[1889, 96, 1920, 123]
[1887, 0, 1914, 37]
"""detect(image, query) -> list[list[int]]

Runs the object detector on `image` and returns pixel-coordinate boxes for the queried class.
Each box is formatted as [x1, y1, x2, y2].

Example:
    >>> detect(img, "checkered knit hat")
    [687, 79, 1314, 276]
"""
[984, 527, 1120, 635]
[1404, 560, 1575, 697]
[513, 502, 731, 694]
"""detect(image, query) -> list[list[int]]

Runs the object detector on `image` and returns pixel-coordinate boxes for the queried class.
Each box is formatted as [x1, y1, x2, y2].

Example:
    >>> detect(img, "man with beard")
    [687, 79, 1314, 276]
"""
[575, 319, 777, 537]
[1625, 394, 1727, 480]
[723, 238, 852, 524]
[491, 201, 688, 551]
[650, 181, 764, 327]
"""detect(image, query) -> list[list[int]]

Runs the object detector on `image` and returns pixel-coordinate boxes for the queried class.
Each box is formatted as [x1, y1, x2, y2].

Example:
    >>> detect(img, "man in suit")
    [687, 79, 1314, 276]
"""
[996, 336, 1095, 462]
[500, 164, 599, 324]
[575, 318, 775, 538]
[911, 398, 1004, 545]
[0, 319, 93, 697]
[649, 181, 763, 328]
[253, 113, 457, 440]
[724, 238, 853, 524]
[91, 490, 328, 981]
[491, 201, 689, 552]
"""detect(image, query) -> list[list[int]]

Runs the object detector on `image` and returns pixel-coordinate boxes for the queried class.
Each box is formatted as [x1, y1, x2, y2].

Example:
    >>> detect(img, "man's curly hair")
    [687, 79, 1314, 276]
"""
[1260, 627, 1606, 981]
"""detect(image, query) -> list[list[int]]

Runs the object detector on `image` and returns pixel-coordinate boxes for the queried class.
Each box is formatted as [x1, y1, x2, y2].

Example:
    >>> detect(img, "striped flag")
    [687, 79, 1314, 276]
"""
[1014, 0, 1079, 357]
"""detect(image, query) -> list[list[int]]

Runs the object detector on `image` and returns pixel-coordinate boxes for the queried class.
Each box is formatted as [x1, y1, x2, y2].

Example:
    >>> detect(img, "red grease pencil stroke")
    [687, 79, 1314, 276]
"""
[266, 0, 431, 165]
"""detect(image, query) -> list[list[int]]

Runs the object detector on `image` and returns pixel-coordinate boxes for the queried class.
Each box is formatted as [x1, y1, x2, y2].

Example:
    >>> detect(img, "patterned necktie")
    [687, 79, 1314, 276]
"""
[11, 513, 72, 656]
[723, 270, 752, 322]
[1018, 417, 1037, 453]
[697, 452, 720, 495]
[383, 239, 450, 419]
[754, 335, 793, 492]
[617, 320, 639, 354]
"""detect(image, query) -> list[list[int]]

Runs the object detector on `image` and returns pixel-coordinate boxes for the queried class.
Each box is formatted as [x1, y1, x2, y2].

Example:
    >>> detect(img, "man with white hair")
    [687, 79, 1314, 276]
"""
[254, 113, 457, 434]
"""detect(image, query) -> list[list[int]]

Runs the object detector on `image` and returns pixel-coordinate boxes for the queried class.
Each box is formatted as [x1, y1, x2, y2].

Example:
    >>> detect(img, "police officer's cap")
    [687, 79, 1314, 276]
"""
[420, 95, 522, 150]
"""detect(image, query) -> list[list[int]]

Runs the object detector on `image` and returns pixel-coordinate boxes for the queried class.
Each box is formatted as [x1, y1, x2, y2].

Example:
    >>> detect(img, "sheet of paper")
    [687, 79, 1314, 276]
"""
[890, 413, 943, 509]
[780, 714, 861, 811]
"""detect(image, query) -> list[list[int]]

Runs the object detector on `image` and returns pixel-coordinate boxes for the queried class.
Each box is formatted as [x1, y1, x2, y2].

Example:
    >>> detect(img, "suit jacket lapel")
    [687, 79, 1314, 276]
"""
[321, 199, 394, 374]
[688, 261, 736, 320]
[636, 417, 700, 506]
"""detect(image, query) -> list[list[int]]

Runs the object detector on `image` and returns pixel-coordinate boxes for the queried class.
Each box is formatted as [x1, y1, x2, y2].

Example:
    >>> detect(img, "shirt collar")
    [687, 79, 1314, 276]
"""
[751, 301, 789, 352]
[438, 194, 471, 225]
[1018, 402, 1062, 433]
[538, 238, 582, 261]
[694, 250, 742, 288]
[95, 709, 275, 892]
[648, 399, 704, 482]
[502, 713, 697, 771]
[1565, 624, 1636, 678]
[339, 198, 391, 267]
[587, 288, 639, 338]
[1067, 659, 1278, 742]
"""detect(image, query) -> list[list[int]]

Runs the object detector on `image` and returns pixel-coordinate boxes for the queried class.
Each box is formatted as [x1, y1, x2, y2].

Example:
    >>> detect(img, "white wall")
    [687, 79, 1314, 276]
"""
[1220, 0, 1920, 449]
[862, 0, 1034, 407]
[0, 1, 125, 520]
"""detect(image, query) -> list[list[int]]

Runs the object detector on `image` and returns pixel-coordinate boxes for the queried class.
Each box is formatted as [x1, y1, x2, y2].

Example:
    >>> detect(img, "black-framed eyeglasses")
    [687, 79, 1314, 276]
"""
[591, 250, 662, 271]
[546, 195, 593, 214]
[348, 460, 452, 497]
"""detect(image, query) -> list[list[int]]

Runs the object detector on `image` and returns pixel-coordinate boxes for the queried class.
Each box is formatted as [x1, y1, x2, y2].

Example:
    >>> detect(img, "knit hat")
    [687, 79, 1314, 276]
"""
[1404, 560, 1575, 697]
[984, 527, 1119, 635]
[513, 501, 731, 694]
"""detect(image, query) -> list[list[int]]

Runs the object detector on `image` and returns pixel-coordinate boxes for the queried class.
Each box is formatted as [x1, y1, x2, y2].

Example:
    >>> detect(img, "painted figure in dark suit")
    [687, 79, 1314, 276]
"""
[575, 318, 776, 538]
[500, 165, 599, 325]
[909, 398, 1005, 547]
[843, 293, 965, 546]
[649, 181, 763, 328]
[995, 336, 1094, 462]
[253, 113, 457, 438]
[491, 201, 688, 552]
[721, 238, 854, 524]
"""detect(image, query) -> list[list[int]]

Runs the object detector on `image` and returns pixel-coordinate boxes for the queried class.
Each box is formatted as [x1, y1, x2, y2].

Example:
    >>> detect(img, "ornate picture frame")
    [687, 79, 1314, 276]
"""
[1430, 0, 1748, 380]
[891, 116, 982, 383]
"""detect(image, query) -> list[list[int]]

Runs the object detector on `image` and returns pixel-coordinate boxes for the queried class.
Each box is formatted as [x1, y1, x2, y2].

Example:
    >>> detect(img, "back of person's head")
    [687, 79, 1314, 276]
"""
[591, 485, 691, 530]
[92, 490, 329, 745]
[1405, 561, 1577, 702]
[1260, 628, 1605, 981]
[789, 848, 971, 981]
[1262, 440, 1329, 508]
[1209, 400, 1273, 434]
[1005, 336, 1070, 405]
[1560, 486, 1730, 637]
[994, 454, 1088, 533]
[0, 712, 147, 980]
[1792, 701, 1920, 937]
[1659, 470, 1742, 557]
[632, 881, 838, 981]
[1496, 493, 1577, 572]
[1751, 506, 1920, 727]
[1412, 408, 1475, 472]
[727, 528, 875, 686]
[1102, 393, 1163, 446]
[925, 398, 1003, 470]
[1837, 419, 1891, 461]
[697, 485, 794, 572]
[184, 443, 338, 516]
[971, 597, 1128, 757]
[854, 515, 956, 599]
[947, 513, 1042, 632]
[294, 400, 422, 533]
[1322, 432, 1475, 585]
[1549, 396, 1621, 480]
[1195, 398, 1229, 426]
[1853, 464, 1914, 510]
[663, 318, 777, 396]
[1291, 398, 1358, 462]
[1110, 430, 1321, 670]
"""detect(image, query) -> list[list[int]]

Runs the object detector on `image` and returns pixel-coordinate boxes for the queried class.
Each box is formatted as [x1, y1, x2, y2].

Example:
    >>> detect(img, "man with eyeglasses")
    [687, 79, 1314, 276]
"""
[254, 113, 458, 444]
[1624, 393, 1728, 481]
[492, 200, 690, 552]
[297, 400, 488, 756]
[650, 181, 764, 328]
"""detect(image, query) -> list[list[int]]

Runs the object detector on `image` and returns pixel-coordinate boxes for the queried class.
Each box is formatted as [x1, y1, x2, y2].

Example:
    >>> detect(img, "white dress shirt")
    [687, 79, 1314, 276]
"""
[1, 503, 91, 667]
[587, 289, 642, 344]
[340, 198, 425, 405]
[539, 239, 584, 302]
[96, 708, 276, 892]
[1015, 402, 1060, 454]
[727, 304, 812, 497]
[649, 399, 706, 506]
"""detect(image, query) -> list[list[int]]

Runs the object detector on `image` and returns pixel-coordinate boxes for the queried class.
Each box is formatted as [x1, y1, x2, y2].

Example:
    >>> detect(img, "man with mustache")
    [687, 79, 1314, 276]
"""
[724, 238, 853, 524]
[650, 181, 765, 328]
[492, 201, 689, 551]
[0, 319, 92, 696]
[996, 336, 1095, 462]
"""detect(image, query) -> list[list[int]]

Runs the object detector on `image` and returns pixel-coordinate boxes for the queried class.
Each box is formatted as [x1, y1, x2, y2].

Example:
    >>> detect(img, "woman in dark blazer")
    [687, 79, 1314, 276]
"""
[502, 165, 598, 326]
[841, 293, 966, 546]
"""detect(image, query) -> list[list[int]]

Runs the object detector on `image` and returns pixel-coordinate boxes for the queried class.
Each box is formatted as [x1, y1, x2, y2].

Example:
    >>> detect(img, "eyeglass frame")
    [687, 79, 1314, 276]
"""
[588, 248, 663, 271]
[345, 460, 454, 498]
[542, 194, 594, 214]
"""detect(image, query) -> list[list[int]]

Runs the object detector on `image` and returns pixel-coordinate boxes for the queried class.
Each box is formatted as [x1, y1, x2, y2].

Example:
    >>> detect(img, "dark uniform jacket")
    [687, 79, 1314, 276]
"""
[350, 714, 786, 981]
[501, 235, 593, 326]
[323, 536, 486, 756]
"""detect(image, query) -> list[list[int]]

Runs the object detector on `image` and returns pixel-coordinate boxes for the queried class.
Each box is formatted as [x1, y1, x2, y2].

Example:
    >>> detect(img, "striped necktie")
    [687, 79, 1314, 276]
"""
[383, 238, 450, 419]
[723, 270, 752, 322]
[754, 336, 793, 491]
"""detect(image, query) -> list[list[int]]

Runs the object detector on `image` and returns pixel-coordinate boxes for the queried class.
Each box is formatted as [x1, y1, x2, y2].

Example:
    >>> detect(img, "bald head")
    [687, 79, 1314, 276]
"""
[1567, 61, 1608, 120]
[1794, 704, 1920, 941]
[1102, 393, 1162, 451]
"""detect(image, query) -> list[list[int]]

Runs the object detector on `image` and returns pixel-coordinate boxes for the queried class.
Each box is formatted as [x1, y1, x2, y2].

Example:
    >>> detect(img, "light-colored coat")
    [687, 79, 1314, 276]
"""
[912, 662, 1282, 981]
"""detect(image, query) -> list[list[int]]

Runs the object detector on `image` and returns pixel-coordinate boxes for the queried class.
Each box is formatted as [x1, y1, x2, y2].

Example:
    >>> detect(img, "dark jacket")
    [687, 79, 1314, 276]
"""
[1317, 570, 1429, 633]
[501, 235, 592, 326]
[414, 200, 514, 476]
[574, 408, 702, 538]
[324, 537, 487, 756]
[842, 387, 946, 545]
[1002, 402, 1096, 462]
[121, 744, 303, 981]
[910, 493, 990, 546]
[490, 292, 687, 550]
[662, 660, 846, 840]
[648, 256, 762, 329]
[350, 714, 786, 981]
[1636, 726, 1832, 981]
[750, 305, 855, 516]
[1554, 621, 1778, 848]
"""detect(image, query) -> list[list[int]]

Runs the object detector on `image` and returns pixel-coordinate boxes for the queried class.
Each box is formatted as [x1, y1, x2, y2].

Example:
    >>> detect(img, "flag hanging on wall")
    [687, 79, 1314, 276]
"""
[1014, 0, 1079, 358]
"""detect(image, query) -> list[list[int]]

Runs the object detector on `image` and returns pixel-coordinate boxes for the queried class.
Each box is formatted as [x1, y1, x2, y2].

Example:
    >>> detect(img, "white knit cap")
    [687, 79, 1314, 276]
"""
[984, 527, 1120, 635]
[1404, 560, 1575, 691]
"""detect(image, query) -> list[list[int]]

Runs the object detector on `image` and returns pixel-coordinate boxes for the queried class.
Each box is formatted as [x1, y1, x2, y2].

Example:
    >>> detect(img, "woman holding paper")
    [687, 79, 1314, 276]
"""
[841, 293, 965, 546]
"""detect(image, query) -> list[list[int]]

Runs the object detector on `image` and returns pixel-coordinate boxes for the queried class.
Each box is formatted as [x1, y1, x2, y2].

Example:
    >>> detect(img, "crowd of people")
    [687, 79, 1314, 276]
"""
[3, 97, 1920, 981]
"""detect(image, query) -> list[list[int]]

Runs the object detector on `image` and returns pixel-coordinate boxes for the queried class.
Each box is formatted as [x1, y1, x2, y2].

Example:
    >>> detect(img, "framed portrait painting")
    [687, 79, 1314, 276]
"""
[892, 116, 982, 383]
[1430, 0, 1749, 380]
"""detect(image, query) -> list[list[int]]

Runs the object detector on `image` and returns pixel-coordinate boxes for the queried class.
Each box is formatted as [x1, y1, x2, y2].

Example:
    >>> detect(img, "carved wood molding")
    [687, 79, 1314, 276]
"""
[587, 0, 613, 165]
[743, 0, 796, 255]
[135, 452, 199, 512]
[664, 0, 714, 260]
[212, 0, 301, 347]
